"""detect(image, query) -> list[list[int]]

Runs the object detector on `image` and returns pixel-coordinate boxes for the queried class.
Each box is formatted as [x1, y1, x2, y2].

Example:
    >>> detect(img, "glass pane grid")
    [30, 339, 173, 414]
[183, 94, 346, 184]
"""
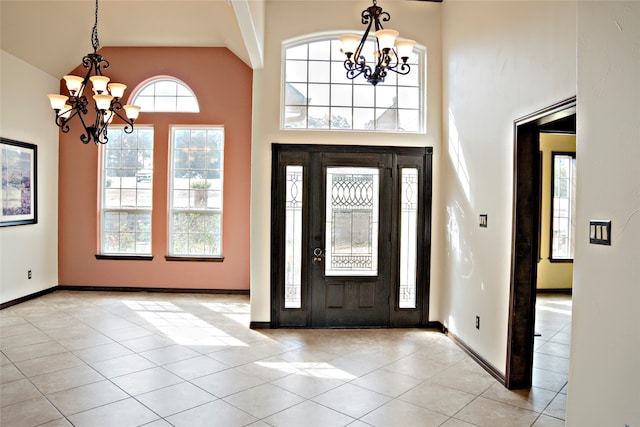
[169, 127, 224, 257]
[283, 37, 423, 133]
[132, 78, 199, 113]
[100, 127, 154, 255]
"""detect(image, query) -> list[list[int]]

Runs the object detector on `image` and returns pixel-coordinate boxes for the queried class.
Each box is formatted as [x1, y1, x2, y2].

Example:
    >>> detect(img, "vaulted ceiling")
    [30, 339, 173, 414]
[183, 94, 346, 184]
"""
[0, 0, 264, 78]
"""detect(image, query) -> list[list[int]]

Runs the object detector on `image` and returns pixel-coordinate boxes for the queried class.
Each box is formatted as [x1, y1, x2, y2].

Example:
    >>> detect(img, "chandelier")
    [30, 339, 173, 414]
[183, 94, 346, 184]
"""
[339, 0, 416, 86]
[47, 0, 140, 144]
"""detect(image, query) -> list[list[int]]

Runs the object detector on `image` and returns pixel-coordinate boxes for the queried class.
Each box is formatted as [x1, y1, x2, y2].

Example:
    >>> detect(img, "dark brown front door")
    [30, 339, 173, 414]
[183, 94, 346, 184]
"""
[271, 144, 432, 328]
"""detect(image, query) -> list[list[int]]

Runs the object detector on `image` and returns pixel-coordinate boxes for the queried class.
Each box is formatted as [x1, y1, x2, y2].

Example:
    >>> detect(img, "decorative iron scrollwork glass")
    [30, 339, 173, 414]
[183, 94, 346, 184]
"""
[325, 167, 380, 276]
[285, 166, 303, 308]
[399, 168, 418, 308]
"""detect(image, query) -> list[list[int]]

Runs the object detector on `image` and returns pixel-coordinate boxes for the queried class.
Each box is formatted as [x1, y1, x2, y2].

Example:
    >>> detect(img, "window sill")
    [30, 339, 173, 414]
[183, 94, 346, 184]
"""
[95, 255, 154, 261]
[548, 258, 574, 264]
[165, 256, 224, 262]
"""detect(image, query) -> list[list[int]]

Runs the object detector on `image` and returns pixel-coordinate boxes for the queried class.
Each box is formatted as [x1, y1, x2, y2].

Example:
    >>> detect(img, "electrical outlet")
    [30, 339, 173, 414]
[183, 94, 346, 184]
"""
[475, 316, 480, 330]
[28, 270, 32, 279]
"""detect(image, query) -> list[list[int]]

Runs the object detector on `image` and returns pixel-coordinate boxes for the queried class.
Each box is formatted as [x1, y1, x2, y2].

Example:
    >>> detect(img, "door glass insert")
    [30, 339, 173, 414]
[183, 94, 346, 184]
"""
[399, 168, 418, 308]
[285, 166, 303, 308]
[325, 167, 379, 276]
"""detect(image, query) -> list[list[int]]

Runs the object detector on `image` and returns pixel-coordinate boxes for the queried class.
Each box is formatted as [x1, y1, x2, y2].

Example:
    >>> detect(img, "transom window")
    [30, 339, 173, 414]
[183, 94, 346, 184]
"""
[282, 35, 424, 132]
[131, 77, 199, 113]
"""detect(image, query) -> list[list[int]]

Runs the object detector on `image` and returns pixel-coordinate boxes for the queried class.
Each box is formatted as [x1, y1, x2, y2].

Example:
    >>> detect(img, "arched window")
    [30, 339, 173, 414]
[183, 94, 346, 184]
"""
[130, 77, 200, 113]
[282, 34, 425, 133]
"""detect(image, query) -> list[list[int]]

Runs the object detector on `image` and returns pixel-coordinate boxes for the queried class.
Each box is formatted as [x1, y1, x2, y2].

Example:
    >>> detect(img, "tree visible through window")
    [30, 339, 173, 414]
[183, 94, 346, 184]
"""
[282, 36, 424, 132]
[550, 152, 576, 261]
[100, 126, 154, 255]
[169, 126, 224, 257]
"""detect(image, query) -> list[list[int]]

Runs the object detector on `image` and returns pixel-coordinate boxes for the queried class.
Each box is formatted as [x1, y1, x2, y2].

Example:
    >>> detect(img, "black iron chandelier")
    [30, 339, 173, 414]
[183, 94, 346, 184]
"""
[47, 0, 140, 144]
[339, 0, 416, 86]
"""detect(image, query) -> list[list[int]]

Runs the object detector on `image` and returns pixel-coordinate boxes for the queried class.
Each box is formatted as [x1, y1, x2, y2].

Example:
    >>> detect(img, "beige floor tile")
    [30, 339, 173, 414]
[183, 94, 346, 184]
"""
[361, 399, 449, 427]
[481, 382, 558, 412]
[543, 393, 566, 420]
[236, 356, 300, 382]
[532, 414, 566, 426]
[271, 370, 346, 398]
[46, 379, 128, 416]
[0, 395, 63, 427]
[208, 346, 271, 367]
[357, 368, 426, 399]
[72, 342, 133, 363]
[30, 364, 104, 395]
[264, 400, 355, 426]
[399, 381, 476, 416]
[16, 351, 85, 377]
[136, 382, 216, 417]
[163, 354, 229, 380]
[191, 367, 265, 397]
[67, 397, 160, 427]
[2, 340, 68, 363]
[223, 383, 305, 419]
[312, 383, 392, 418]
[119, 333, 175, 353]
[0, 330, 52, 350]
[384, 352, 452, 380]
[0, 363, 24, 384]
[90, 353, 156, 378]
[0, 321, 39, 339]
[110, 366, 183, 395]
[533, 352, 571, 375]
[532, 367, 568, 392]
[38, 418, 74, 427]
[455, 396, 540, 427]
[0, 351, 12, 365]
[166, 399, 258, 427]
[57, 332, 114, 351]
[1, 377, 43, 407]
[140, 343, 201, 365]
[441, 419, 478, 427]
[429, 365, 495, 395]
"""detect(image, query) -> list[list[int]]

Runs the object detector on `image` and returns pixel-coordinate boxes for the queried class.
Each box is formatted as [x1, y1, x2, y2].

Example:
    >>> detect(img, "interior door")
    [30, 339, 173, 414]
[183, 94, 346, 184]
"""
[271, 144, 432, 328]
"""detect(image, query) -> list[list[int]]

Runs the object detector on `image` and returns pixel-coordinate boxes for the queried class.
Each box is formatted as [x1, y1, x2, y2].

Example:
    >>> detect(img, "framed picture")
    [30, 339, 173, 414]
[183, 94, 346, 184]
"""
[1, 138, 37, 227]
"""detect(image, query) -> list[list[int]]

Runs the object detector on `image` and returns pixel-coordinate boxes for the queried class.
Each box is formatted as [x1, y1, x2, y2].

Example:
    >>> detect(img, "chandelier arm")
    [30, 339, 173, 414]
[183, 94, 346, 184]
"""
[109, 101, 136, 134]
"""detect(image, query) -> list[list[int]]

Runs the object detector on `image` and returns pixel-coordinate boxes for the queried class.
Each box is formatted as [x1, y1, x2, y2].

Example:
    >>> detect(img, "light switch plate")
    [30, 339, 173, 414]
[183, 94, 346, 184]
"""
[479, 214, 488, 228]
[589, 220, 611, 245]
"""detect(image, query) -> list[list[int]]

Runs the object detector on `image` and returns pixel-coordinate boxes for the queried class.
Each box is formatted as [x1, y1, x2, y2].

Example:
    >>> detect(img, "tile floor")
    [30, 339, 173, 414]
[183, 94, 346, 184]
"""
[0, 291, 571, 427]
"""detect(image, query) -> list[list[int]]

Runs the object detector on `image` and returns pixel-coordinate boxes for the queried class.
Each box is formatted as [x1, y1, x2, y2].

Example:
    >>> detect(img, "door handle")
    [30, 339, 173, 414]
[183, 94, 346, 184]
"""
[312, 247, 324, 263]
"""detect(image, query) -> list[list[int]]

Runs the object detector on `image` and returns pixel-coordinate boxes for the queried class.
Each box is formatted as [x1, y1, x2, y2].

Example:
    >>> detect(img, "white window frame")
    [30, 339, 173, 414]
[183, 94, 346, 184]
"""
[168, 126, 224, 258]
[281, 32, 426, 133]
[99, 126, 154, 256]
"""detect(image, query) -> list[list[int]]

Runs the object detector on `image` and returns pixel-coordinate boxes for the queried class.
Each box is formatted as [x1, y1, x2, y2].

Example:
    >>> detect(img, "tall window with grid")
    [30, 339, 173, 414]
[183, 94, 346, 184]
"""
[168, 126, 224, 257]
[100, 126, 154, 255]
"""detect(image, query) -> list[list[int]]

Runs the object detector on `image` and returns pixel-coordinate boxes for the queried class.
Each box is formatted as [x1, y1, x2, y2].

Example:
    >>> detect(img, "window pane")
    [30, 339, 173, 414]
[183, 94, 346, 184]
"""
[285, 166, 303, 309]
[100, 127, 154, 255]
[399, 169, 418, 308]
[169, 127, 224, 257]
[131, 78, 199, 113]
[551, 154, 576, 260]
[325, 167, 379, 276]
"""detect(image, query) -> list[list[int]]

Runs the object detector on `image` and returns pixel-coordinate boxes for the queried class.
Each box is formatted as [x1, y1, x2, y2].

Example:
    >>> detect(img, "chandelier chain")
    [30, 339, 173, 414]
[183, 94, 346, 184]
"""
[91, 0, 100, 53]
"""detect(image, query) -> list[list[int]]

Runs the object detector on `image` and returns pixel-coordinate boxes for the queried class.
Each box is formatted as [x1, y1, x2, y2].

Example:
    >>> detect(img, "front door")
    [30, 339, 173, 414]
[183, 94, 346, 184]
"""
[271, 144, 432, 328]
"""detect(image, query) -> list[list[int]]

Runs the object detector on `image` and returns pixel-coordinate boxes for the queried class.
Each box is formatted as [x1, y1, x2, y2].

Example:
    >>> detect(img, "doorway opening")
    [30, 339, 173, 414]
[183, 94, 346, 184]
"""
[270, 144, 433, 328]
[506, 97, 576, 389]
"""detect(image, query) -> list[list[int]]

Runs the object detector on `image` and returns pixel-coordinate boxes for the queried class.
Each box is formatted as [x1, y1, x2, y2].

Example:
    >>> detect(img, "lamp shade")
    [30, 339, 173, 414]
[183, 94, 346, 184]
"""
[48, 94, 69, 110]
[60, 104, 73, 119]
[339, 34, 361, 55]
[375, 29, 399, 51]
[93, 94, 113, 110]
[108, 83, 127, 99]
[90, 76, 110, 93]
[63, 75, 84, 94]
[396, 39, 416, 59]
[123, 105, 141, 121]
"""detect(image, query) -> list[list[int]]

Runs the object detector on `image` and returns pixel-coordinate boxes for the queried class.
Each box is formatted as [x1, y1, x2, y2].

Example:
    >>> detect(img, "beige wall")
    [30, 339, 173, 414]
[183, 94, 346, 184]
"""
[440, 1, 577, 372]
[0, 50, 59, 304]
[567, 2, 640, 425]
[538, 133, 576, 290]
[250, 0, 443, 322]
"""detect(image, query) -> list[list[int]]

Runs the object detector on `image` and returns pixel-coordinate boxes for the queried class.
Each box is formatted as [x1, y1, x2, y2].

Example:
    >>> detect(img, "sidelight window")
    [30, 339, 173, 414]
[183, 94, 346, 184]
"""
[550, 152, 576, 261]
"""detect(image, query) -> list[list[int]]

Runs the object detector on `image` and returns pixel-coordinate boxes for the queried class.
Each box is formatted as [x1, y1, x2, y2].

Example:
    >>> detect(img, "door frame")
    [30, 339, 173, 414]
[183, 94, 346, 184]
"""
[506, 97, 576, 389]
[270, 144, 433, 328]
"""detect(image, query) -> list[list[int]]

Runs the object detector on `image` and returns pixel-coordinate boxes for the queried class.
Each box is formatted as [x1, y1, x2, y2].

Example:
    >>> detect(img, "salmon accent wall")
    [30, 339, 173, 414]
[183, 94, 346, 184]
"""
[58, 47, 252, 290]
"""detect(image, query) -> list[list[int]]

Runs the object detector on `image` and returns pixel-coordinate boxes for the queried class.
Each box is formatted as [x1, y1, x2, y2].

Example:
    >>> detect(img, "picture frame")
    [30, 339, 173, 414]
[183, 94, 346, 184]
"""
[1, 137, 38, 227]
